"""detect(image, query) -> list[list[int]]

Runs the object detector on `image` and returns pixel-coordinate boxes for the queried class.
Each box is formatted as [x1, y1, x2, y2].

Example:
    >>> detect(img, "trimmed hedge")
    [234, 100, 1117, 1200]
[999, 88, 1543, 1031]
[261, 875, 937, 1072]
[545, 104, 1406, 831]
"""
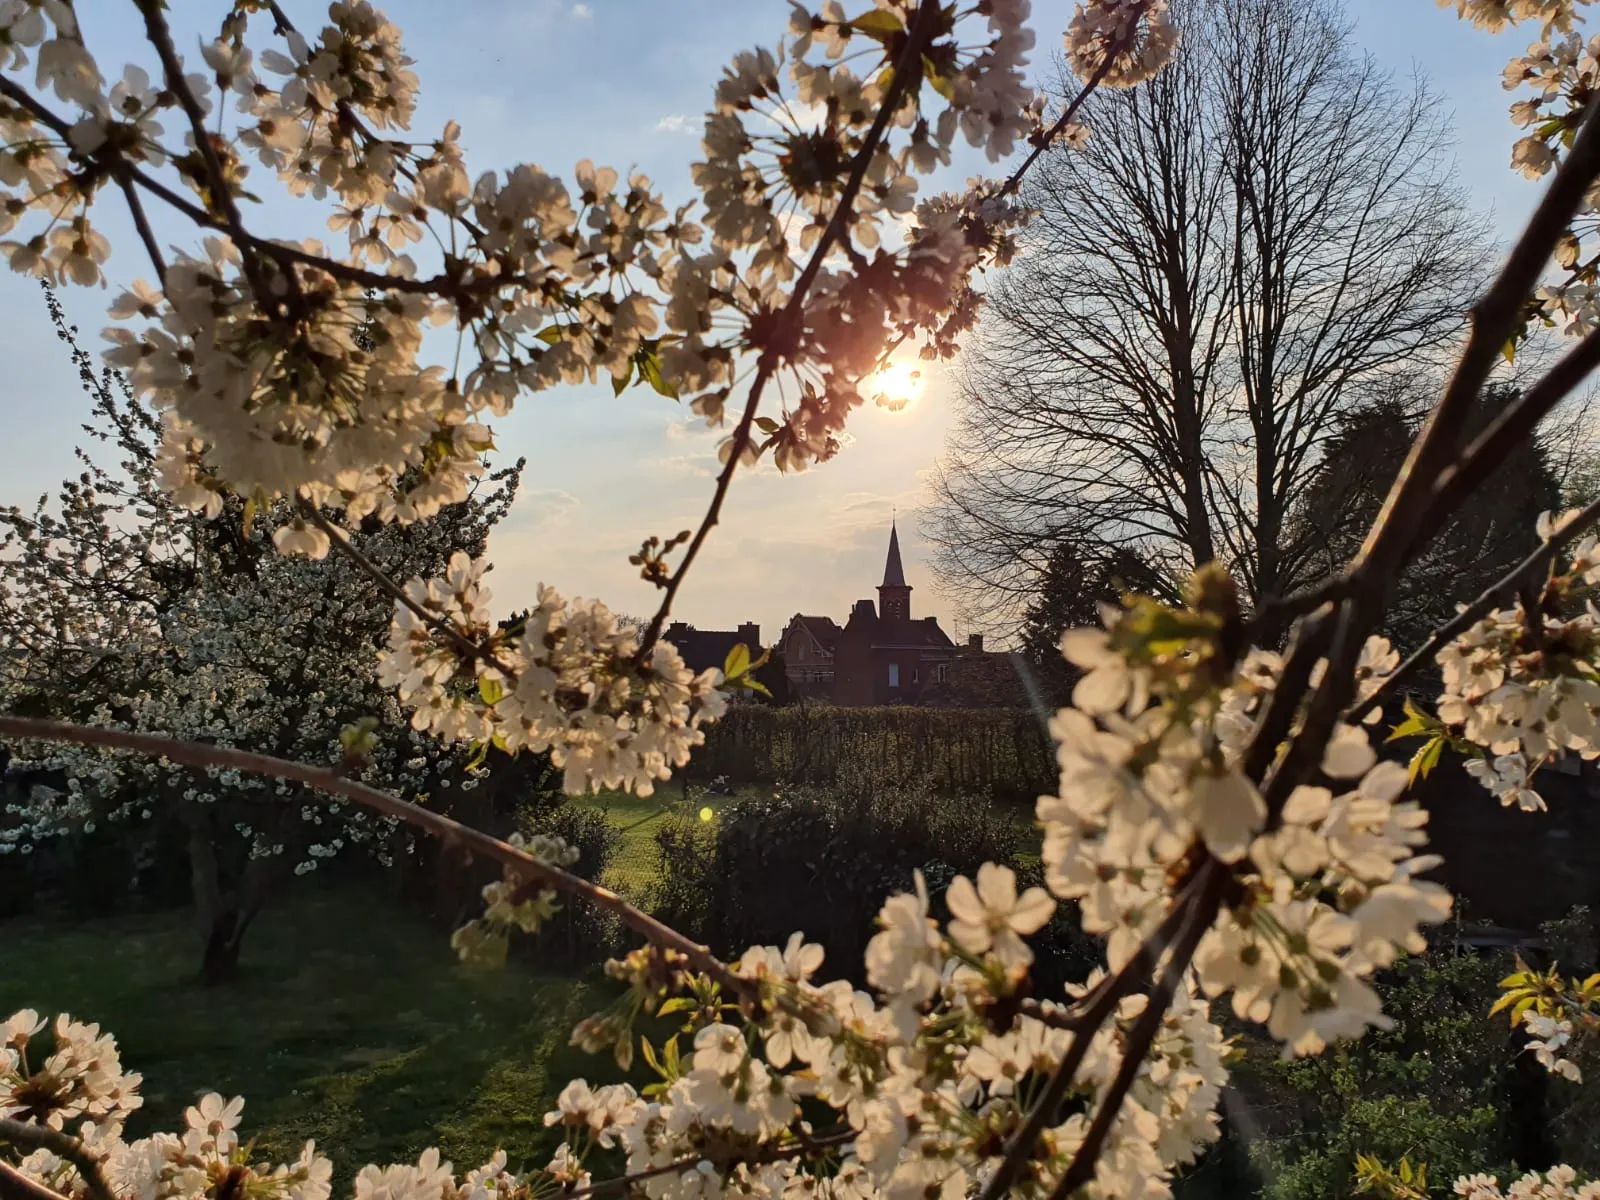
[689, 705, 1054, 802]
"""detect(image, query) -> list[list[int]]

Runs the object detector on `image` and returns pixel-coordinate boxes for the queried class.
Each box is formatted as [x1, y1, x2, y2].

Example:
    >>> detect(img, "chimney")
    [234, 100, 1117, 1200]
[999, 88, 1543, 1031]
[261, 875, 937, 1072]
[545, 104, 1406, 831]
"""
[666, 621, 692, 637]
[737, 622, 761, 647]
[967, 633, 984, 651]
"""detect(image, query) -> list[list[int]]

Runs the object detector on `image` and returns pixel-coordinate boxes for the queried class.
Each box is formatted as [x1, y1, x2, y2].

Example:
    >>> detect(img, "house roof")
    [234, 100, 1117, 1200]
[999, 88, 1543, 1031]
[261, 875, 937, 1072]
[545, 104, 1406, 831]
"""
[662, 625, 762, 675]
[870, 616, 955, 649]
[787, 615, 842, 652]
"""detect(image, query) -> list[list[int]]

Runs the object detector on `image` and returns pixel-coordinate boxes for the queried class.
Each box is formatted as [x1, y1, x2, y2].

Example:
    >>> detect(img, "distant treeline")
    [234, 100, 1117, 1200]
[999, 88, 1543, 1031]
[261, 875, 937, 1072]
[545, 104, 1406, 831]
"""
[689, 705, 1054, 801]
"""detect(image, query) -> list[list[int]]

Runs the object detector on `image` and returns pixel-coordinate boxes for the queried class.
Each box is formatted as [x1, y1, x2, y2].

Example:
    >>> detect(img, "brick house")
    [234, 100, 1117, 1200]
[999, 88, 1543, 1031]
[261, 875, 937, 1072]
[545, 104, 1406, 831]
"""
[779, 615, 842, 701]
[780, 522, 957, 706]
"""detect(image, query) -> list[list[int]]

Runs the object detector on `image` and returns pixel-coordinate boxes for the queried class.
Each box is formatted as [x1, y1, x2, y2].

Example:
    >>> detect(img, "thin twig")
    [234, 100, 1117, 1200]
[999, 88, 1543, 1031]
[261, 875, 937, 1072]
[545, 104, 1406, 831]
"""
[0, 1121, 114, 1200]
[1017, 999, 1089, 1032]
[563, 1129, 855, 1199]
[1243, 96, 1600, 814]
[1413, 326, 1600, 549]
[975, 876, 1202, 1200]
[134, 0, 280, 313]
[995, 34, 1126, 205]
[1353, 93, 1600, 587]
[634, 0, 942, 659]
[0, 716, 754, 1001]
[116, 176, 167, 286]
[1047, 863, 1223, 1199]
[297, 503, 517, 676]
[1347, 492, 1600, 723]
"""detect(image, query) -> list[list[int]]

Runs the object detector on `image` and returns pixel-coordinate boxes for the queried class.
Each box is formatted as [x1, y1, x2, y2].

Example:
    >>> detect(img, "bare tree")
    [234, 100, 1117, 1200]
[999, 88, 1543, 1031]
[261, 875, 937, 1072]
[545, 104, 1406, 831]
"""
[927, 0, 1487, 634]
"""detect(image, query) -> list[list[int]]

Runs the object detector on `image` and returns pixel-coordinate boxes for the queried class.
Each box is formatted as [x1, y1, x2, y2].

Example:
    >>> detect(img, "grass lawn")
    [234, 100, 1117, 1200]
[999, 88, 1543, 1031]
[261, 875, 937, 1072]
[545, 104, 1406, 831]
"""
[573, 784, 763, 893]
[0, 884, 631, 1183]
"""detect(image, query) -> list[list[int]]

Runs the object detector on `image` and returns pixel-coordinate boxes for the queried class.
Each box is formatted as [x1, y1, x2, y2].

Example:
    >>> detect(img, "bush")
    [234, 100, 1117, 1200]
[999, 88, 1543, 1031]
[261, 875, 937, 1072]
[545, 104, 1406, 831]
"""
[688, 705, 1053, 803]
[1226, 936, 1539, 1198]
[648, 766, 1096, 989]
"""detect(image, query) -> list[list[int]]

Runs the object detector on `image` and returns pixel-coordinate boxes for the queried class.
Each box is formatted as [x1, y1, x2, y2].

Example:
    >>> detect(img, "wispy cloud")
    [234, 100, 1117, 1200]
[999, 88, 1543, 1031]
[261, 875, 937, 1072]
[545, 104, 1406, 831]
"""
[655, 114, 695, 134]
[509, 488, 582, 530]
[571, 3, 593, 18]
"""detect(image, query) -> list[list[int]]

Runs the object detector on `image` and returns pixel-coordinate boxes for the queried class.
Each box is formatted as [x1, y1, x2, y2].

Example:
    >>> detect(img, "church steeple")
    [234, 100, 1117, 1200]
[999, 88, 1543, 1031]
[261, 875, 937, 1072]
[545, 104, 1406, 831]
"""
[878, 519, 912, 621]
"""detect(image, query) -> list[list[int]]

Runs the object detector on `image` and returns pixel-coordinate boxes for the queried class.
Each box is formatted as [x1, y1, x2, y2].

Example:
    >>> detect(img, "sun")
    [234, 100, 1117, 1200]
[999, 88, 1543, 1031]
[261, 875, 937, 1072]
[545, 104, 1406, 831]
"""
[868, 360, 924, 411]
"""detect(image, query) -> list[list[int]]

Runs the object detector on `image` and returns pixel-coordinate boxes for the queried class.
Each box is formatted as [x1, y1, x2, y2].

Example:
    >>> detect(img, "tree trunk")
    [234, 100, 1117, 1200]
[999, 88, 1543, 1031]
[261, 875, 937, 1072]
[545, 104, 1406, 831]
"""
[200, 908, 248, 986]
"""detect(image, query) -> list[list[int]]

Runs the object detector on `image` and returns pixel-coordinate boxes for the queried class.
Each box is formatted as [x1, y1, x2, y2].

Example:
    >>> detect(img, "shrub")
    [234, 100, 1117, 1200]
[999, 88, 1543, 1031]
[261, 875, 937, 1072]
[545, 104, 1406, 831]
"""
[648, 767, 1096, 989]
[1227, 934, 1543, 1198]
[688, 705, 1054, 803]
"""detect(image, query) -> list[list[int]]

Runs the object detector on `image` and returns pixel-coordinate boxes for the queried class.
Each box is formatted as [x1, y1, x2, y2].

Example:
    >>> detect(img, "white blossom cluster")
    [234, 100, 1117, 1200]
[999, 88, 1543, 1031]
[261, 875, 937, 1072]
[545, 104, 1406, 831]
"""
[1044, 611, 1452, 1058]
[1064, 0, 1179, 89]
[1433, 510, 1600, 812]
[0, 0, 1174, 533]
[1522, 1012, 1584, 1081]
[0, 0, 1179, 800]
[1455, 1166, 1600, 1200]
[0, 1011, 143, 1133]
[1455, 0, 1600, 332]
[376, 552, 728, 795]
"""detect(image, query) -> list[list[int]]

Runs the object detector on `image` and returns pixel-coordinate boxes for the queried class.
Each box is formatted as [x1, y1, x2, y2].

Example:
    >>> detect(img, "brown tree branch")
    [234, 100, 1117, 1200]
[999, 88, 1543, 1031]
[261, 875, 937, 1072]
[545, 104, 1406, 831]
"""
[1048, 862, 1222, 1199]
[134, 0, 280, 313]
[975, 867, 1208, 1200]
[0, 1122, 114, 1200]
[0, 1162, 71, 1200]
[0, 716, 754, 1002]
[1347, 492, 1600, 723]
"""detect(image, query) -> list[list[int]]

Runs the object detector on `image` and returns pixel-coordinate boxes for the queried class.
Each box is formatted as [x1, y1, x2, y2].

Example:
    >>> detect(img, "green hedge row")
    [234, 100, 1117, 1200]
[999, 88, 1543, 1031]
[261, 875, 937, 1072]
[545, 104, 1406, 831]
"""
[691, 705, 1055, 801]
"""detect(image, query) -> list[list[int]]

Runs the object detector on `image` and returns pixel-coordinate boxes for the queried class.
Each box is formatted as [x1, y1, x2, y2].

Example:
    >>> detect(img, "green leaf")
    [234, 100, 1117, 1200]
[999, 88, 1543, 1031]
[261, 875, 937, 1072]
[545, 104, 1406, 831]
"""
[745, 678, 772, 699]
[1386, 698, 1436, 743]
[922, 55, 954, 101]
[755, 417, 780, 434]
[242, 496, 257, 537]
[534, 326, 562, 345]
[638, 350, 678, 399]
[612, 361, 633, 397]
[724, 643, 751, 681]
[849, 9, 904, 39]
[1407, 734, 1444, 785]
[639, 1036, 664, 1076]
[1502, 338, 1517, 365]
[479, 675, 505, 706]
[657, 997, 696, 1017]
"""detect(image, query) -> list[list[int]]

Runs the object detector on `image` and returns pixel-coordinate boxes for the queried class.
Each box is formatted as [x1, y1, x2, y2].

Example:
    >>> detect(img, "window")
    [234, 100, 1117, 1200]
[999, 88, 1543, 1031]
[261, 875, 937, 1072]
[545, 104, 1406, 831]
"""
[796, 642, 806, 661]
[912, 667, 919, 684]
[934, 663, 948, 683]
[888, 663, 900, 687]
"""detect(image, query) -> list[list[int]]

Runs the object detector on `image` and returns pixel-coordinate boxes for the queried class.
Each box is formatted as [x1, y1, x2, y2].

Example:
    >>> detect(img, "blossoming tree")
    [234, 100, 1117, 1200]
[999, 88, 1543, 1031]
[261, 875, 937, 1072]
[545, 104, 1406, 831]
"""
[4, 0, 1600, 1196]
[0, 285, 524, 981]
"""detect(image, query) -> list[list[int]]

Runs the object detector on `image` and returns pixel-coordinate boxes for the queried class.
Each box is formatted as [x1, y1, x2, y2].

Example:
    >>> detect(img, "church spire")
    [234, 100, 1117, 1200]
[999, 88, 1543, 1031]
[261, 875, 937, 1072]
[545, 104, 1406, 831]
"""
[878, 519, 912, 620]
[882, 519, 907, 588]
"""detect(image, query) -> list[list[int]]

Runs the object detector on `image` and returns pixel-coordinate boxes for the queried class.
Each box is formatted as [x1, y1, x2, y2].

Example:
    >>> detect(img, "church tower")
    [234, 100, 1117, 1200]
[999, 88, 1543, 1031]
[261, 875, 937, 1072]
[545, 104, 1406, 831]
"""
[878, 520, 912, 621]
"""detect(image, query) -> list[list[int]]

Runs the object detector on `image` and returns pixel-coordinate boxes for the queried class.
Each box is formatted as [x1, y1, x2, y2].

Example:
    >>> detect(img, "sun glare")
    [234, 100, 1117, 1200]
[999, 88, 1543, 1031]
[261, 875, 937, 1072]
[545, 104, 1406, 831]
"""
[869, 361, 924, 411]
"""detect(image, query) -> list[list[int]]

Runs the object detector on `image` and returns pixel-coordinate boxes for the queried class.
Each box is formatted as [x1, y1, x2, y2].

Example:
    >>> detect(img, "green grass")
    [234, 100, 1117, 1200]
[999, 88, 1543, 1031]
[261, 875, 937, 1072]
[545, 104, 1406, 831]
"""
[0, 790, 769, 1181]
[0, 886, 629, 1182]
[573, 785, 762, 892]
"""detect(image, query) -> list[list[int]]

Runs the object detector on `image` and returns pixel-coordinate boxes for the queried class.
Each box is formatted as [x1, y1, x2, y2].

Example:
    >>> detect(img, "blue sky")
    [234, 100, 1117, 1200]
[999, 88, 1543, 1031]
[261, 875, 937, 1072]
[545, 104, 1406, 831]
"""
[0, 0, 1549, 644]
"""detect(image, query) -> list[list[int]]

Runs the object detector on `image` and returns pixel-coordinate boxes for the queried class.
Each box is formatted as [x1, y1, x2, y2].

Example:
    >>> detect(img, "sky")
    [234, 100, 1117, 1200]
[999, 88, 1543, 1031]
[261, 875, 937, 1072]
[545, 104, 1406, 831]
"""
[0, 0, 1554, 648]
